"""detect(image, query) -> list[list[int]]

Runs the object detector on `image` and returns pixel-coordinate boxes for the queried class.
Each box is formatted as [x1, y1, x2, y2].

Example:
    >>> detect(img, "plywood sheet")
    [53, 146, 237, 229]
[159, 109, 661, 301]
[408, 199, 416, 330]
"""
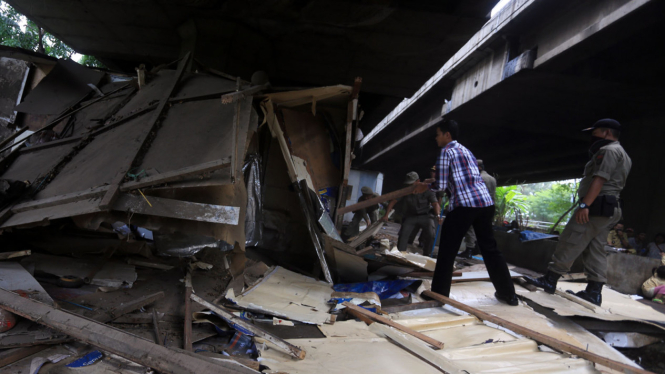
[261, 335, 440, 374]
[0, 262, 54, 305]
[282, 108, 341, 191]
[226, 266, 332, 325]
[517, 281, 665, 326]
[445, 281, 640, 368]
[1, 143, 72, 183]
[35, 116, 151, 199]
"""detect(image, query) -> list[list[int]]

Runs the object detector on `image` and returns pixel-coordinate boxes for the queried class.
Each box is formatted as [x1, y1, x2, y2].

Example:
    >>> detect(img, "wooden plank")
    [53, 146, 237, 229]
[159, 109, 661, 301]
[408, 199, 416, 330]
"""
[184, 270, 193, 351]
[114, 194, 240, 225]
[405, 271, 462, 278]
[99, 179, 121, 211]
[348, 221, 384, 248]
[0, 288, 255, 374]
[421, 290, 654, 374]
[126, 259, 174, 271]
[555, 289, 598, 311]
[0, 207, 13, 227]
[152, 308, 163, 346]
[120, 157, 232, 191]
[337, 178, 435, 215]
[516, 277, 537, 291]
[341, 302, 444, 349]
[356, 246, 374, 255]
[98, 52, 191, 211]
[221, 83, 269, 104]
[0, 345, 49, 368]
[0, 250, 30, 260]
[191, 294, 307, 360]
[381, 300, 443, 314]
[346, 307, 374, 325]
[86, 292, 165, 323]
[342, 100, 353, 183]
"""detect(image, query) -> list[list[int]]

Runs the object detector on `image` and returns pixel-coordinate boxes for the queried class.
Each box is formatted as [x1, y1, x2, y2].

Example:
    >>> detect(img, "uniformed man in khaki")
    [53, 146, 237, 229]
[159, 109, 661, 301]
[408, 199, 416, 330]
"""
[526, 119, 631, 306]
[343, 186, 380, 239]
[381, 172, 441, 256]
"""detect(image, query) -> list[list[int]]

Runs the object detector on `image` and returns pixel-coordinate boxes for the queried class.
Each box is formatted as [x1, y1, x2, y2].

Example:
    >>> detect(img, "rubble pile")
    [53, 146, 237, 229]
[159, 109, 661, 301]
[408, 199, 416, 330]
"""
[0, 56, 662, 374]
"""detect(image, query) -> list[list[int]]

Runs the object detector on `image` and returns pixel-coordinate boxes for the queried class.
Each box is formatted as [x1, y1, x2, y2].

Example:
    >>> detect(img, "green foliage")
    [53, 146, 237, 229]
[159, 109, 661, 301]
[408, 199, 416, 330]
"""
[79, 55, 105, 68]
[0, 1, 103, 66]
[494, 185, 529, 224]
[526, 181, 577, 224]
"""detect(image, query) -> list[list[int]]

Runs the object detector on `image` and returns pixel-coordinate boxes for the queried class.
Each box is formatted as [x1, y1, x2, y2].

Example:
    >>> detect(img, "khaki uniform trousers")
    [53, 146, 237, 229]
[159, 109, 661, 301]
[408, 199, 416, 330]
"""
[548, 207, 621, 283]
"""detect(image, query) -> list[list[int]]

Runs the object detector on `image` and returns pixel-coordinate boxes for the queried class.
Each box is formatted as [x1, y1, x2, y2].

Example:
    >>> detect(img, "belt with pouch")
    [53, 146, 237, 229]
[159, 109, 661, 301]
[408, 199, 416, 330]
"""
[587, 195, 620, 217]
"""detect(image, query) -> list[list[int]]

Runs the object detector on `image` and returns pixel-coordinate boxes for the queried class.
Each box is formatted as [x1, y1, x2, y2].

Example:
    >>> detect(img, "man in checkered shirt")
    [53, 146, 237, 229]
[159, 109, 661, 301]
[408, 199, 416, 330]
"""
[430, 119, 518, 306]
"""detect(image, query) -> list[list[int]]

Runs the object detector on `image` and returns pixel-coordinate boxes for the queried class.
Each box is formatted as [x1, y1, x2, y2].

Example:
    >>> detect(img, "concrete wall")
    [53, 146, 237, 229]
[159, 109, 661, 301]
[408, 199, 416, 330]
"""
[495, 231, 660, 295]
[495, 230, 584, 274]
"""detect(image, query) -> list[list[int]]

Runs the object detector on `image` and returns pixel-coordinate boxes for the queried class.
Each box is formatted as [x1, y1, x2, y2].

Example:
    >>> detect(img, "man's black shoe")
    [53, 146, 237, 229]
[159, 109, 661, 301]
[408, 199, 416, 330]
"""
[568, 281, 603, 306]
[495, 292, 519, 306]
[524, 270, 561, 294]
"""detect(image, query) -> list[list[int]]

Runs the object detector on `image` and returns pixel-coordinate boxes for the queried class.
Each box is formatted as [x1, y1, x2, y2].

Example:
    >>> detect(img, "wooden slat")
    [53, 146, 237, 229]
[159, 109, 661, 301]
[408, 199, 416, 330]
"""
[152, 308, 163, 346]
[348, 221, 384, 248]
[381, 300, 443, 314]
[0, 345, 49, 368]
[0, 288, 255, 374]
[191, 294, 306, 360]
[421, 290, 654, 374]
[86, 292, 165, 322]
[114, 194, 240, 225]
[12, 186, 109, 213]
[120, 157, 232, 191]
[342, 302, 444, 349]
[184, 270, 193, 352]
[0, 250, 30, 260]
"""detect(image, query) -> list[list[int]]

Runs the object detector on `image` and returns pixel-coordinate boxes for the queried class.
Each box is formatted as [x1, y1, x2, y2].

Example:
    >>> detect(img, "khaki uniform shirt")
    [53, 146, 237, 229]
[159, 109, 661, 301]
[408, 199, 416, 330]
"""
[480, 170, 497, 203]
[578, 141, 631, 198]
[607, 230, 629, 248]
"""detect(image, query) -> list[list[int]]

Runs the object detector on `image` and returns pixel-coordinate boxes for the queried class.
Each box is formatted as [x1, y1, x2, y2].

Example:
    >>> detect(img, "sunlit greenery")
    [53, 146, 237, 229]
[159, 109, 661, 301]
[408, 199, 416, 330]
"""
[494, 180, 579, 231]
[0, 1, 104, 67]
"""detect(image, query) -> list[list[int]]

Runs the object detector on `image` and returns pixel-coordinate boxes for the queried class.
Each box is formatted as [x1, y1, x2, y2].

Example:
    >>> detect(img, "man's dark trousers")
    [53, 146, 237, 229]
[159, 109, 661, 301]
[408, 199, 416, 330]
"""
[431, 205, 515, 297]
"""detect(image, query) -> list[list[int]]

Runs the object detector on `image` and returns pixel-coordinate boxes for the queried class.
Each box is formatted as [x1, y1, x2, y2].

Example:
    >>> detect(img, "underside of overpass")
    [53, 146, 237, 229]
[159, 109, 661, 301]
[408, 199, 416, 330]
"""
[6, 0, 499, 127]
[356, 0, 665, 192]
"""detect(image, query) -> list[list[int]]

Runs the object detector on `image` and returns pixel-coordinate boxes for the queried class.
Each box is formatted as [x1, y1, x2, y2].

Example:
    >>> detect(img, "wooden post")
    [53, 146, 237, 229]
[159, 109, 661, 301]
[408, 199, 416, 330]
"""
[152, 308, 163, 346]
[184, 270, 193, 351]
[342, 302, 444, 349]
[422, 290, 654, 374]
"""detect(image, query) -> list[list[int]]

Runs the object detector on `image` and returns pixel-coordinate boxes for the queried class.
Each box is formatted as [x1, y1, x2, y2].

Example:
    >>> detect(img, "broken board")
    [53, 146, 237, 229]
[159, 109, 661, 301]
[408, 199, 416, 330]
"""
[226, 266, 333, 325]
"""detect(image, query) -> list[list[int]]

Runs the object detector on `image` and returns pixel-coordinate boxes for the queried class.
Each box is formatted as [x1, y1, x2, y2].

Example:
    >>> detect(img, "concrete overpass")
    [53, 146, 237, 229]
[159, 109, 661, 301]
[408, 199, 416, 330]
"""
[356, 0, 665, 235]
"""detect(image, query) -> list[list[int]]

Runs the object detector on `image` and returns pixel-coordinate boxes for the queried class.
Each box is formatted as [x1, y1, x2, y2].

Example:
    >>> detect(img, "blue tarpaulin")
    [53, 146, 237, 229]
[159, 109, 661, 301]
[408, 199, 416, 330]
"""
[519, 230, 558, 242]
[333, 280, 416, 299]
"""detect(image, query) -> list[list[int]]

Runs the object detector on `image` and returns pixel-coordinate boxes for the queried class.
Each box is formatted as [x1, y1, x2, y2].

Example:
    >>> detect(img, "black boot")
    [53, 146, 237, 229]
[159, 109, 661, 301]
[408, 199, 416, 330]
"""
[495, 292, 519, 306]
[524, 271, 561, 294]
[460, 247, 472, 259]
[571, 281, 603, 306]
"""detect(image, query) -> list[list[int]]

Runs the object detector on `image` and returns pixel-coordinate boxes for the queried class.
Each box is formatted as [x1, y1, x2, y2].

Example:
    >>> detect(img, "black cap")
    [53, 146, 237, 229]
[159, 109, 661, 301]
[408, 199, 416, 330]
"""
[582, 118, 621, 132]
